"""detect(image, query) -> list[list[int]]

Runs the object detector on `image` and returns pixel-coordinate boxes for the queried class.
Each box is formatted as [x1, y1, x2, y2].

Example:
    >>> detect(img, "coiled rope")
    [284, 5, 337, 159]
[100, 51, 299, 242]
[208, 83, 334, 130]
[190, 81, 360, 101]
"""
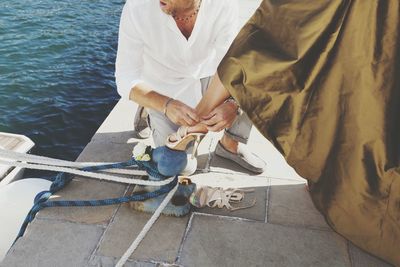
[0, 147, 180, 267]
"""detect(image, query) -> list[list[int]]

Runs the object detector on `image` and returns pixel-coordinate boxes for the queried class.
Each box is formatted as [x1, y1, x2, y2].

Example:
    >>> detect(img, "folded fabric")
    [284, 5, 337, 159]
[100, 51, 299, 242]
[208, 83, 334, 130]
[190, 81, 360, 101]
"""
[218, 0, 400, 265]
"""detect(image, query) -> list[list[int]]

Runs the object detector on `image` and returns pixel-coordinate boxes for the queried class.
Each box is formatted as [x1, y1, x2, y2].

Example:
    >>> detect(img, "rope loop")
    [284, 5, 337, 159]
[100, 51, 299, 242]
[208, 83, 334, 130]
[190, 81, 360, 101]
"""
[4, 146, 187, 263]
[15, 157, 175, 242]
[33, 190, 52, 204]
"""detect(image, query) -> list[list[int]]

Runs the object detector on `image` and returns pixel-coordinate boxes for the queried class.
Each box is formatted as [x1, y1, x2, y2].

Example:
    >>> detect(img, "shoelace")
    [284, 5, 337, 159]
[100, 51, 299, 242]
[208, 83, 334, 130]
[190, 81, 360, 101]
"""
[191, 186, 256, 211]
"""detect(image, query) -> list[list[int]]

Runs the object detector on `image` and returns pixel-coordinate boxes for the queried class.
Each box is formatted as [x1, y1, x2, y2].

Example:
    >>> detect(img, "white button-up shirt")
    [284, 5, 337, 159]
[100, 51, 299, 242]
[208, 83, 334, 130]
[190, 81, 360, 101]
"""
[115, 0, 239, 109]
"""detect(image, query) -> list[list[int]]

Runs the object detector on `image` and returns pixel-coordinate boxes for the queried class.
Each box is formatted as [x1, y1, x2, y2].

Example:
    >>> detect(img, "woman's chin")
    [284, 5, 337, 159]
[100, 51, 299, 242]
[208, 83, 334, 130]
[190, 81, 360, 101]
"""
[159, 2, 171, 13]
[160, 8, 173, 15]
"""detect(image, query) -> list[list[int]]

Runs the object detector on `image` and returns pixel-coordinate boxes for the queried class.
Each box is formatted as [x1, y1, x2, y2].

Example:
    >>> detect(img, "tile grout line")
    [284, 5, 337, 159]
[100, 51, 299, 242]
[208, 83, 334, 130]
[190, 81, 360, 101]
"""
[175, 212, 196, 264]
[264, 177, 271, 223]
[267, 221, 334, 232]
[197, 168, 270, 180]
[192, 211, 335, 233]
[34, 216, 108, 228]
[193, 211, 256, 223]
[87, 184, 132, 264]
[128, 258, 184, 267]
[206, 168, 306, 182]
[89, 255, 183, 267]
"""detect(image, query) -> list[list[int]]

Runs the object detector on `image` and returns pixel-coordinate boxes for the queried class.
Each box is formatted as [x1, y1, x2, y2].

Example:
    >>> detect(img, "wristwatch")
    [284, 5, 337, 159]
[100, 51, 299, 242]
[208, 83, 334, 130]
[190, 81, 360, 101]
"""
[225, 96, 243, 116]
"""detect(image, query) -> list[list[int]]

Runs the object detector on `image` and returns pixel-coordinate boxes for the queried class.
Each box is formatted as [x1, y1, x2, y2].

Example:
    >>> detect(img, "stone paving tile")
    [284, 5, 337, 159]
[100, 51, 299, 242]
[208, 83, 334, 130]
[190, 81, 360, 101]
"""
[202, 129, 303, 183]
[348, 243, 394, 267]
[96, 204, 189, 263]
[197, 123, 304, 180]
[210, 152, 262, 176]
[90, 100, 155, 147]
[0, 219, 103, 267]
[76, 139, 137, 162]
[36, 178, 128, 225]
[89, 255, 159, 267]
[89, 255, 184, 267]
[178, 214, 350, 267]
[246, 128, 304, 180]
[268, 180, 331, 230]
[95, 100, 138, 135]
[209, 127, 304, 181]
[37, 141, 137, 225]
[124, 261, 156, 267]
[189, 171, 269, 221]
[190, 171, 269, 189]
[194, 186, 268, 221]
[92, 131, 154, 147]
[269, 176, 307, 186]
[209, 149, 267, 176]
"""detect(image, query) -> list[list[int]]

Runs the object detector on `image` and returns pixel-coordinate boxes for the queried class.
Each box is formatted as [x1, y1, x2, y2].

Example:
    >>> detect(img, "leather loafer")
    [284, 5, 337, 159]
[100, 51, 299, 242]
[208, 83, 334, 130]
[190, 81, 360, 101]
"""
[133, 106, 151, 139]
[215, 141, 266, 174]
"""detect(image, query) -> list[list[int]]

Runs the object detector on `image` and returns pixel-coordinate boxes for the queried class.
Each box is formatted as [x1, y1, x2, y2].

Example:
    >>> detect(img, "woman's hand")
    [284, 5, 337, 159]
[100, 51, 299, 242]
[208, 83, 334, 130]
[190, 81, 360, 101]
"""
[201, 101, 238, 132]
[165, 99, 200, 126]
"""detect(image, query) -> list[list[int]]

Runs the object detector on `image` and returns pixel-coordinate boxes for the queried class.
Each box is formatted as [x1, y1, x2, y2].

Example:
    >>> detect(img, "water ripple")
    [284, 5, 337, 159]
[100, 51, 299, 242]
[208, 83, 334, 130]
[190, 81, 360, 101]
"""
[0, 0, 123, 167]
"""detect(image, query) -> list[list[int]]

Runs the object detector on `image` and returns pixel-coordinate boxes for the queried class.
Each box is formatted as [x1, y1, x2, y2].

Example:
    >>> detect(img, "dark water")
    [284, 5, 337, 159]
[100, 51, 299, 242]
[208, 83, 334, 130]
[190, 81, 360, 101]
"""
[0, 0, 124, 176]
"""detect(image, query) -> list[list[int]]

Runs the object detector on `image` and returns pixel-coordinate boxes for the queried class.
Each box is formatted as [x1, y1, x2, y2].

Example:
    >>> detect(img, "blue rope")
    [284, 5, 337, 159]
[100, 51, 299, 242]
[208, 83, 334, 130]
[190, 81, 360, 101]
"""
[49, 158, 164, 193]
[15, 157, 176, 241]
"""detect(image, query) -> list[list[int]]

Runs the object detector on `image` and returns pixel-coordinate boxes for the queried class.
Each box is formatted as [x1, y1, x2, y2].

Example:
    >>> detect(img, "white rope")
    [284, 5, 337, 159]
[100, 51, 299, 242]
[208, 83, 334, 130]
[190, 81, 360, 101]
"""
[115, 183, 179, 267]
[0, 147, 102, 166]
[0, 159, 173, 186]
[1, 147, 182, 266]
[0, 148, 146, 171]
[0, 148, 146, 176]
[100, 168, 147, 176]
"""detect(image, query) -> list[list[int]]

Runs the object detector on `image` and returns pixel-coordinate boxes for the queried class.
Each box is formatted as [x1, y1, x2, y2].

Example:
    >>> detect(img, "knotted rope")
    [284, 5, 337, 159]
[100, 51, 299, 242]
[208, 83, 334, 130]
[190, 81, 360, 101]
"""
[0, 147, 181, 267]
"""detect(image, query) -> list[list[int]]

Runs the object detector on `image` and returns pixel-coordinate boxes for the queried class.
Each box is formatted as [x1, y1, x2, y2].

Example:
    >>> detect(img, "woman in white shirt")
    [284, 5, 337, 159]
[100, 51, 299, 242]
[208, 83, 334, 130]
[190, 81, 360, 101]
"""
[115, 0, 266, 173]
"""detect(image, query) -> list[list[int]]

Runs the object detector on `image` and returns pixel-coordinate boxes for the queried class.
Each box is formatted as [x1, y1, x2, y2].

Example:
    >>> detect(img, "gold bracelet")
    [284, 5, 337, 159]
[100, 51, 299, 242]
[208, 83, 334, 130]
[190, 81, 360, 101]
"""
[163, 98, 174, 116]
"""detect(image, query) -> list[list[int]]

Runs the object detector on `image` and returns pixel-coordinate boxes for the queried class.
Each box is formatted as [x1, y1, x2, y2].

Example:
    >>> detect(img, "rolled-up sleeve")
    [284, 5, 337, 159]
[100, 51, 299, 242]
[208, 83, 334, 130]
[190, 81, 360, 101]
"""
[115, 1, 144, 100]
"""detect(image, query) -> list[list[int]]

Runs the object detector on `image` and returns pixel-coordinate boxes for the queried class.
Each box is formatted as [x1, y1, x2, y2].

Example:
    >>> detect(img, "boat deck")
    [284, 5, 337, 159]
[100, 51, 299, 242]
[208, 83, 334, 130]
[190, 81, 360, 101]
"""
[0, 135, 26, 151]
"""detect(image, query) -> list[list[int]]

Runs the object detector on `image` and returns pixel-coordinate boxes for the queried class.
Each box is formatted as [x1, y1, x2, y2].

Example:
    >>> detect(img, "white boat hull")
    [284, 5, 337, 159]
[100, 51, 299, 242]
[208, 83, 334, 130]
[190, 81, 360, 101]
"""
[0, 178, 52, 261]
[0, 132, 35, 187]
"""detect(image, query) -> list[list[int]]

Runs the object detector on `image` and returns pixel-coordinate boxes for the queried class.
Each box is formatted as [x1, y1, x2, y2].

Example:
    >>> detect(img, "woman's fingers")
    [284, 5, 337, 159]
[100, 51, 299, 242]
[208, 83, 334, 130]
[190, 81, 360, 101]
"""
[202, 114, 226, 132]
[167, 100, 200, 126]
[185, 108, 200, 123]
[201, 111, 215, 120]
[182, 114, 196, 126]
[202, 113, 219, 127]
[206, 121, 225, 132]
[180, 105, 199, 126]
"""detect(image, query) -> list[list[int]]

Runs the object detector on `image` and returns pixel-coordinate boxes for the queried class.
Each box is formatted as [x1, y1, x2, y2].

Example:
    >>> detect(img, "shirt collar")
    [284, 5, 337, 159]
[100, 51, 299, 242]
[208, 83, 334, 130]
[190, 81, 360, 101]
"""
[159, 0, 206, 46]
